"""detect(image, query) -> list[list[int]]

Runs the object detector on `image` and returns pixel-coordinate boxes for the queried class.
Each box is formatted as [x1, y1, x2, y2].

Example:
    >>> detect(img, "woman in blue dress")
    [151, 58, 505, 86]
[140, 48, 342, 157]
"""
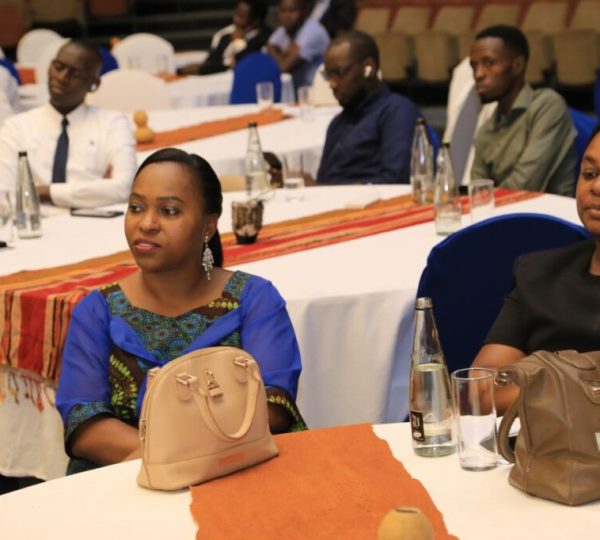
[56, 148, 305, 474]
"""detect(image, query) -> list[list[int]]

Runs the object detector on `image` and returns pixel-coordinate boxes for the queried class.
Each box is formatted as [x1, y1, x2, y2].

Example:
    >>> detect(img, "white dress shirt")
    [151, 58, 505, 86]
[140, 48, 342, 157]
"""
[0, 102, 137, 208]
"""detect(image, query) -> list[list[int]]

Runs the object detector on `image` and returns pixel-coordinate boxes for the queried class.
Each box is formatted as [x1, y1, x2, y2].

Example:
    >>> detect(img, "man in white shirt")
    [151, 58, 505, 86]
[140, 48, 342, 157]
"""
[0, 40, 137, 208]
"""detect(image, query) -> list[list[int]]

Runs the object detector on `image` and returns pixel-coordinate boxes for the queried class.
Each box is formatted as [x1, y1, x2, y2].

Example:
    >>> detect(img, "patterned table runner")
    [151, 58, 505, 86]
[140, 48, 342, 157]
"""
[190, 423, 458, 540]
[0, 189, 541, 391]
[136, 107, 289, 152]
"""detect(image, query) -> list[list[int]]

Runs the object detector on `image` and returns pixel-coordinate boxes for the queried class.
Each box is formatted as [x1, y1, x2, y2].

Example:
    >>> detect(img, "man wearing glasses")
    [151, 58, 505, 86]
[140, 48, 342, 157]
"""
[316, 31, 420, 184]
[0, 40, 136, 208]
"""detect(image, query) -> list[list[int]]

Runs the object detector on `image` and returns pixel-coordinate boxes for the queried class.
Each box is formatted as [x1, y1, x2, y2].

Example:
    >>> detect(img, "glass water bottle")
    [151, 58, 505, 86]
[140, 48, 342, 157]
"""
[244, 122, 270, 199]
[434, 143, 461, 236]
[409, 297, 455, 457]
[15, 151, 42, 239]
[409, 118, 434, 204]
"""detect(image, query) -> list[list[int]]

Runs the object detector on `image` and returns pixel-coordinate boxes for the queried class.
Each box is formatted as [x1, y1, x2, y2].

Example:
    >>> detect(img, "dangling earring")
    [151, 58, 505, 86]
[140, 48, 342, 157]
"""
[202, 234, 214, 280]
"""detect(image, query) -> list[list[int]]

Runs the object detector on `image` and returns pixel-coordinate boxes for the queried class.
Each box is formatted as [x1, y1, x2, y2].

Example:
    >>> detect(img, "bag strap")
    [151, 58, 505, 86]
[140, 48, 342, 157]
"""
[186, 358, 262, 442]
[497, 398, 519, 463]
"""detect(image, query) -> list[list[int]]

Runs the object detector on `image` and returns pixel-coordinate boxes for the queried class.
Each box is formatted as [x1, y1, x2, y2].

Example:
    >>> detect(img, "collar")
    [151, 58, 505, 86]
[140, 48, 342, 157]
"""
[343, 83, 389, 120]
[44, 101, 88, 124]
[494, 84, 532, 128]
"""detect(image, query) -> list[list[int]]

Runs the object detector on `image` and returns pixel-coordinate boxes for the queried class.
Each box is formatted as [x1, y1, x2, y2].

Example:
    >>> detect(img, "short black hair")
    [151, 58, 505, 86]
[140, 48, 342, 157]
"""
[66, 39, 103, 75]
[330, 30, 380, 67]
[238, 0, 268, 23]
[475, 25, 529, 62]
[135, 148, 224, 267]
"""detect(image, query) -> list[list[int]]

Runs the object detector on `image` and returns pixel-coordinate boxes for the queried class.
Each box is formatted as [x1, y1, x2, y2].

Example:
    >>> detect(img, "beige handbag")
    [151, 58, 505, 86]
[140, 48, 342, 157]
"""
[137, 346, 278, 491]
[497, 350, 600, 505]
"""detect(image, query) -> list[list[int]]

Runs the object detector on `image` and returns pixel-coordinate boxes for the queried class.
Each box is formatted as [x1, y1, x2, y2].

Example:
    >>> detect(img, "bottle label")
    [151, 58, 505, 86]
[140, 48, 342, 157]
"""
[409, 410, 425, 442]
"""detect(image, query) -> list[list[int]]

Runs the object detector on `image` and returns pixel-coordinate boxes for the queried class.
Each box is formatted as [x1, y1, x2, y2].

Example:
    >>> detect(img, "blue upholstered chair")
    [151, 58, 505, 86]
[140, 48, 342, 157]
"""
[568, 107, 598, 181]
[416, 213, 590, 374]
[229, 52, 282, 105]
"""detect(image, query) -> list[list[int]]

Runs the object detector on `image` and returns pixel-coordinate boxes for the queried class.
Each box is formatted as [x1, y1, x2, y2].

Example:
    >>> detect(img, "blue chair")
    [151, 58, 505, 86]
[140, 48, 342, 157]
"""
[0, 57, 20, 85]
[98, 45, 118, 75]
[230, 52, 282, 105]
[568, 107, 598, 184]
[416, 213, 590, 374]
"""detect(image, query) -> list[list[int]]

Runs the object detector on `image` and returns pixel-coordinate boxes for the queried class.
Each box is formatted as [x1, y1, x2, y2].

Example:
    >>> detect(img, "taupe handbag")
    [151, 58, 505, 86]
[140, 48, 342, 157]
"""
[497, 350, 600, 505]
[137, 346, 278, 491]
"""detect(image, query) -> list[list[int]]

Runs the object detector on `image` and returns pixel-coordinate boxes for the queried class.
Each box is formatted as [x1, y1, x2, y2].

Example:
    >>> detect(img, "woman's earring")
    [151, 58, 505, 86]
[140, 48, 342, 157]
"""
[202, 234, 214, 280]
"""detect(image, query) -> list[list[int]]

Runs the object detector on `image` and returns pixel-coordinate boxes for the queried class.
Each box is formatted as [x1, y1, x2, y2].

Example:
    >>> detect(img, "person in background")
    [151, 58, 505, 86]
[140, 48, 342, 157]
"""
[311, 0, 357, 39]
[0, 40, 136, 208]
[316, 31, 420, 184]
[266, 0, 329, 90]
[470, 25, 576, 196]
[473, 125, 600, 414]
[180, 0, 271, 75]
[56, 148, 305, 474]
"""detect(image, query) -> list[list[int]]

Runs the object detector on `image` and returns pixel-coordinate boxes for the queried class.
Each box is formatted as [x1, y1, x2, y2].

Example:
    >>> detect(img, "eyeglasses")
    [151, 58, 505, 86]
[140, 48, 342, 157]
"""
[321, 64, 356, 82]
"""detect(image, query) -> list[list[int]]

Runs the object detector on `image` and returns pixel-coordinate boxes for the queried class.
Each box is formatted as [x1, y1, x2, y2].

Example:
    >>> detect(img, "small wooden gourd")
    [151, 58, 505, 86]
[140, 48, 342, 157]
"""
[377, 508, 434, 540]
[133, 109, 154, 143]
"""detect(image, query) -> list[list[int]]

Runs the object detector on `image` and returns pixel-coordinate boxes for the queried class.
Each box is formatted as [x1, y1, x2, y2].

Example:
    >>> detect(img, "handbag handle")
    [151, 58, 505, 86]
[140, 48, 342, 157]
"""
[497, 398, 519, 463]
[188, 358, 262, 442]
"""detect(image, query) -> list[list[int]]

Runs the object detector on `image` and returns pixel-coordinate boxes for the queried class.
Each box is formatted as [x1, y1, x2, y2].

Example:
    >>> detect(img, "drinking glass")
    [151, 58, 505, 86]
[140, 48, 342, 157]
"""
[231, 200, 264, 244]
[297, 85, 314, 121]
[451, 367, 498, 471]
[255, 82, 274, 110]
[469, 179, 495, 223]
[282, 153, 305, 201]
[0, 190, 14, 244]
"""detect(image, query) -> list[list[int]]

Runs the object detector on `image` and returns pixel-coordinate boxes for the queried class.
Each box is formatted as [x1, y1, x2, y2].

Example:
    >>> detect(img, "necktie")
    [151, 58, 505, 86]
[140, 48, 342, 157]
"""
[51, 116, 69, 183]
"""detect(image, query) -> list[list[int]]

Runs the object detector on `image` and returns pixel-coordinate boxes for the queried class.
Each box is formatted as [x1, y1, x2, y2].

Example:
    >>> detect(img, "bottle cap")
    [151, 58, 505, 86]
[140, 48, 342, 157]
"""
[18, 151, 27, 157]
[248, 121, 257, 128]
[415, 297, 433, 309]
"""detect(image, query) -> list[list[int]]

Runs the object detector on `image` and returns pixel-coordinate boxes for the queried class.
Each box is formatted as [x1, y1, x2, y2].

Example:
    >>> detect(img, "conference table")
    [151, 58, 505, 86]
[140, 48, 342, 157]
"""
[134, 103, 340, 178]
[0, 423, 597, 540]
[0, 184, 581, 483]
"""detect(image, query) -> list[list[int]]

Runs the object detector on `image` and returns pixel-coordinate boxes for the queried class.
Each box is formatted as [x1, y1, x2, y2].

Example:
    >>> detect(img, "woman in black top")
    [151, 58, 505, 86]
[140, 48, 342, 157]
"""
[474, 124, 600, 413]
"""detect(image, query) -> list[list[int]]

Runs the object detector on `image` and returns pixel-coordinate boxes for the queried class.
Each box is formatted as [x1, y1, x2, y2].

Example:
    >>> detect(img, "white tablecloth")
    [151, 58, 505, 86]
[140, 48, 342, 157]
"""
[135, 103, 339, 178]
[0, 423, 597, 540]
[0, 186, 580, 481]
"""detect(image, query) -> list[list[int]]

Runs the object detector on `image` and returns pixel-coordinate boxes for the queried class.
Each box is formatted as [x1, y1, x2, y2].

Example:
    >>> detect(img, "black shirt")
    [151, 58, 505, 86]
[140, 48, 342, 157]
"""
[486, 240, 600, 354]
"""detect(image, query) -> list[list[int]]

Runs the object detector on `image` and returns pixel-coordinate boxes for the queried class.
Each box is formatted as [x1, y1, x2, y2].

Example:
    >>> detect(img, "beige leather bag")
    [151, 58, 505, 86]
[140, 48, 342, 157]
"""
[137, 346, 278, 491]
[497, 350, 600, 505]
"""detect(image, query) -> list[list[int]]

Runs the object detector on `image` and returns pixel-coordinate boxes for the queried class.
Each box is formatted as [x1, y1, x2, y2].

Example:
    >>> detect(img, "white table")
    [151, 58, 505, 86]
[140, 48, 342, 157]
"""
[0, 423, 597, 540]
[0, 186, 581, 482]
[135, 103, 339, 178]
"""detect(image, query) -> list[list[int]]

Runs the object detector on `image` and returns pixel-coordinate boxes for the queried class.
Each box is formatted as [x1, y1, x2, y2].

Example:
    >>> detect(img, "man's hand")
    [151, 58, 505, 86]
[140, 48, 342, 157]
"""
[36, 185, 51, 203]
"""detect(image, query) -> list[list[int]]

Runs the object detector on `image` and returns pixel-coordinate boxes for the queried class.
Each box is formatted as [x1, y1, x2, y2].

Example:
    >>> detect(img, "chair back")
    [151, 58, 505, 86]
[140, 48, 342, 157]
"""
[112, 33, 176, 74]
[521, 0, 569, 33]
[569, 107, 598, 184]
[230, 52, 281, 105]
[17, 28, 62, 64]
[390, 6, 430, 36]
[354, 7, 391, 35]
[570, 1, 600, 31]
[310, 63, 336, 105]
[86, 69, 172, 112]
[416, 213, 590, 374]
[98, 45, 119, 75]
[33, 37, 68, 98]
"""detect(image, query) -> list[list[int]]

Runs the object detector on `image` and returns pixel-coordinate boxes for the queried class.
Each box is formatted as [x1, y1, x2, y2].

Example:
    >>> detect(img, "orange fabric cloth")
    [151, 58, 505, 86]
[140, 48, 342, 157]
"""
[136, 108, 289, 151]
[155, 71, 187, 83]
[189, 424, 458, 540]
[17, 66, 36, 85]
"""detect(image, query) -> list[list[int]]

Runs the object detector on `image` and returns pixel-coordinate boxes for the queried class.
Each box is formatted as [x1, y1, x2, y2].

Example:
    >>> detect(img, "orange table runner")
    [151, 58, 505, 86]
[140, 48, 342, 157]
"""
[17, 66, 36, 85]
[136, 107, 289, 152]
[190, 423, 458, 540]
[0, 189, 541, 397]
